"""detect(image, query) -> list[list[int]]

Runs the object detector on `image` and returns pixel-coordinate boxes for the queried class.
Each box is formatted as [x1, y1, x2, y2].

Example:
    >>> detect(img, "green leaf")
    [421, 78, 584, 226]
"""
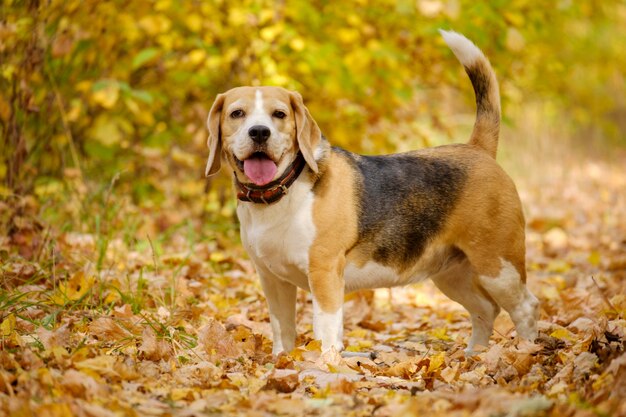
[132, 48, 159, 69]
[131, 89, 154, 104]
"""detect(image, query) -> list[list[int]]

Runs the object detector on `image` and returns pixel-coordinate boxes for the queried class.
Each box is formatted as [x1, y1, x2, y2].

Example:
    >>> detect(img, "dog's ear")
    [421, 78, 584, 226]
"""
[205, 93, 225, 177]
[290, 91, 321, 173]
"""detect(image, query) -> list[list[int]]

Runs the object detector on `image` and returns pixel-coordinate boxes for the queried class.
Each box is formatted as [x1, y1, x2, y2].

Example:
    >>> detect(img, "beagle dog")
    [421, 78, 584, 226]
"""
[205, 31, 539, 355]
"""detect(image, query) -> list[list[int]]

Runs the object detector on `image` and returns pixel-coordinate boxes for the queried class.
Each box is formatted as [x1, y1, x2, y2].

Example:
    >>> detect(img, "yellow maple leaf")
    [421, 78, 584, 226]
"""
[428, 352, 446, 373]
[550, 328, 575, 341]
[1, 313, 16, 337]
[429, 326, 451, 341]
[51, 271, 95, 304]
[305, 339, 321, 351]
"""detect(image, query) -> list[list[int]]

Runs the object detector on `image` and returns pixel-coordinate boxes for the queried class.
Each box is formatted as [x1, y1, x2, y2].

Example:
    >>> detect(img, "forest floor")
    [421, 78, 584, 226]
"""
[1, 145, 626, 417]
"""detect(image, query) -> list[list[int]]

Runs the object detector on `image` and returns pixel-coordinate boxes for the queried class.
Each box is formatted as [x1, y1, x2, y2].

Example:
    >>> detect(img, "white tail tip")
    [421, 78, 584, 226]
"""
[439, 29, 484, 67]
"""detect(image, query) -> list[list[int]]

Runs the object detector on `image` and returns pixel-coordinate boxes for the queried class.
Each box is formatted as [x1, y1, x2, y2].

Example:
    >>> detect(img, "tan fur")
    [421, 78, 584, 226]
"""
[290, 91, 322, 173]
[206, 86, 301, 183]
[343, 146, 524, 283]
[432, 146, 526, 281]
[345, 245, 372, 270]
[309, 152, 359, 313]
[206, 93, 225, 176]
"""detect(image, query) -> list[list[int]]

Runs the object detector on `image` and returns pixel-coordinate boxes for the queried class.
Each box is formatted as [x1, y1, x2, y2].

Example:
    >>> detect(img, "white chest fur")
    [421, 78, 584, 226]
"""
[238, 180, 315, 290]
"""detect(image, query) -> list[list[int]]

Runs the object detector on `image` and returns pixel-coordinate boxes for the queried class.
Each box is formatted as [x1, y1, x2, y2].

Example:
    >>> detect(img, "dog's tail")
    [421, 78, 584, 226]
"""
[440, 30, 501, 158]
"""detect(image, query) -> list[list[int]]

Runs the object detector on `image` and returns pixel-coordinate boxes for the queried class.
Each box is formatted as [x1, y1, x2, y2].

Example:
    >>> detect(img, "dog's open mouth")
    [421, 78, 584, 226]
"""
[240, 152, 277, 186]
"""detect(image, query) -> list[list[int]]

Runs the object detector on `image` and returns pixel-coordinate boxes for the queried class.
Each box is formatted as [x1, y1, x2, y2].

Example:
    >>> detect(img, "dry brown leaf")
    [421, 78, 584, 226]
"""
[230, 324, 259, 354]
[344, 356, 378, 374]
[89, 317, 132, 340]
[459, 367, 488, 385]
[440, 362, 460, 383]
[515, 339, 544, 355]
[138, 327, 172, 361]
[329, 377, 358, 394]
[198, 319, 241, 358]
[503, 350, 536, 376]
[567, 317, 597, 333]
[264, 369, 299, 393]
[494, 363, 519, 383]
[385, 359, 420, 379]
[480, 344, 504, 373]
[225, 313, 272, 338]
[60, 369, 108, 399]
[74, 355, 120, 379]
[37, 324, 70, 351]
[299, 368, 362, 388]
[112, 304, 134, 318]
[173, 361, 222, 388]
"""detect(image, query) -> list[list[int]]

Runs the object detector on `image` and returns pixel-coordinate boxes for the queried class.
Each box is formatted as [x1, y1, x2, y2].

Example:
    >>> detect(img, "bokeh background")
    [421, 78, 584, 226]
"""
[2, 1, 625, 221]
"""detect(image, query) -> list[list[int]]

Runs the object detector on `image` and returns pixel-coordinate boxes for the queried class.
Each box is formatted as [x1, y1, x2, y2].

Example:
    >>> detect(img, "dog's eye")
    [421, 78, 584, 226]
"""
[230, 109, 245, 119]
[273, 110, 286, 119]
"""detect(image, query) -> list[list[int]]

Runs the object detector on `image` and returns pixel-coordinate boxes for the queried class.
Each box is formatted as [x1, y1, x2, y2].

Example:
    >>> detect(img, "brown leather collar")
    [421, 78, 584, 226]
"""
[235, 153, 306, 204]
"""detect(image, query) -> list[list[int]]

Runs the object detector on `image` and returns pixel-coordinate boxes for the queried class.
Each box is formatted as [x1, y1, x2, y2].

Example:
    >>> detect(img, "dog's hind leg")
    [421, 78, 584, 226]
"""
[431, 258, 500, 353]
[459, 238, 539, 342]
[475, 258, 539, 341]
[449, 187, 540, 344]
[257, 267, 297, 355]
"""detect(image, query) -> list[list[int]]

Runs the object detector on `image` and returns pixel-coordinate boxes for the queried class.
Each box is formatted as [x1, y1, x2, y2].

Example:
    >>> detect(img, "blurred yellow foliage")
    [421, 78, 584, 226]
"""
[1, 0, 625, 201]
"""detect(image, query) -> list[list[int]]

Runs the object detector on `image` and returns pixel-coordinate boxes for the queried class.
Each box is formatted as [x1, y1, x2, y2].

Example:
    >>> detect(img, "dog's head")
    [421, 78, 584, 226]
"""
[205, 86, 322, 186]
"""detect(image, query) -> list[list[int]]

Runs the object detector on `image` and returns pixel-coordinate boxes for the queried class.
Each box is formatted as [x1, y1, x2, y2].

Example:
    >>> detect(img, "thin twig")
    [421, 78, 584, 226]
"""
[477, 314, 510, 341]
[590, 276, 619, 317]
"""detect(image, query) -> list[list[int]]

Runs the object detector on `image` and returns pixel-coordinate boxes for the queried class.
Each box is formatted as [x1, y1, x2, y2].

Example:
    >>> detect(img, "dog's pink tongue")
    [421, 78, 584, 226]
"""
[243, 156, 277, 186]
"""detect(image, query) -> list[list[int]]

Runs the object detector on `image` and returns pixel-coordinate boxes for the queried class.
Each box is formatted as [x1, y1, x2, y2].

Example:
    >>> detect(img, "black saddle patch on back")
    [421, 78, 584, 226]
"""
[335, 147, 468, 268]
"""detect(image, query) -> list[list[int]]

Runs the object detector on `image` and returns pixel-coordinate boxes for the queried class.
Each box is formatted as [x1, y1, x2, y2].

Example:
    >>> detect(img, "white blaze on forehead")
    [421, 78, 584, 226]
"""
[248, 89, 271, 125]
[254, 89, 264, 114]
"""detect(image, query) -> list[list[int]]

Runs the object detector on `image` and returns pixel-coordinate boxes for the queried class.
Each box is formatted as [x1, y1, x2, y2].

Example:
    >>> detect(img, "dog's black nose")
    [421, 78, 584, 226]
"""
[248, 125, 271, 144]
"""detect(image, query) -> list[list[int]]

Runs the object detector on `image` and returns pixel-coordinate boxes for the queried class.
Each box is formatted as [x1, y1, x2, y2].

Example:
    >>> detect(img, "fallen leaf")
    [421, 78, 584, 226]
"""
[37, 324, 70, 351]
[198, 319, 240, 358]
[60, 369, 108, 399]
[89, 317, 132, 340]
[138, 327, 172, 361]
[265, 369, 299, 393]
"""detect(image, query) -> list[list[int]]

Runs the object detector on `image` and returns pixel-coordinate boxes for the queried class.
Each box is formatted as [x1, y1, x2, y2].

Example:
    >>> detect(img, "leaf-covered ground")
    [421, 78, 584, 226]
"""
[1, 150, 626, 417]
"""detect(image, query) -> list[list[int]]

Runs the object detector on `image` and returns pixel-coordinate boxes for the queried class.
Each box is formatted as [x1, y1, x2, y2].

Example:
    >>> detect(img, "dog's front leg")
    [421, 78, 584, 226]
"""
[257, 267, 297, 355]
[309, 255, 346, 352]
